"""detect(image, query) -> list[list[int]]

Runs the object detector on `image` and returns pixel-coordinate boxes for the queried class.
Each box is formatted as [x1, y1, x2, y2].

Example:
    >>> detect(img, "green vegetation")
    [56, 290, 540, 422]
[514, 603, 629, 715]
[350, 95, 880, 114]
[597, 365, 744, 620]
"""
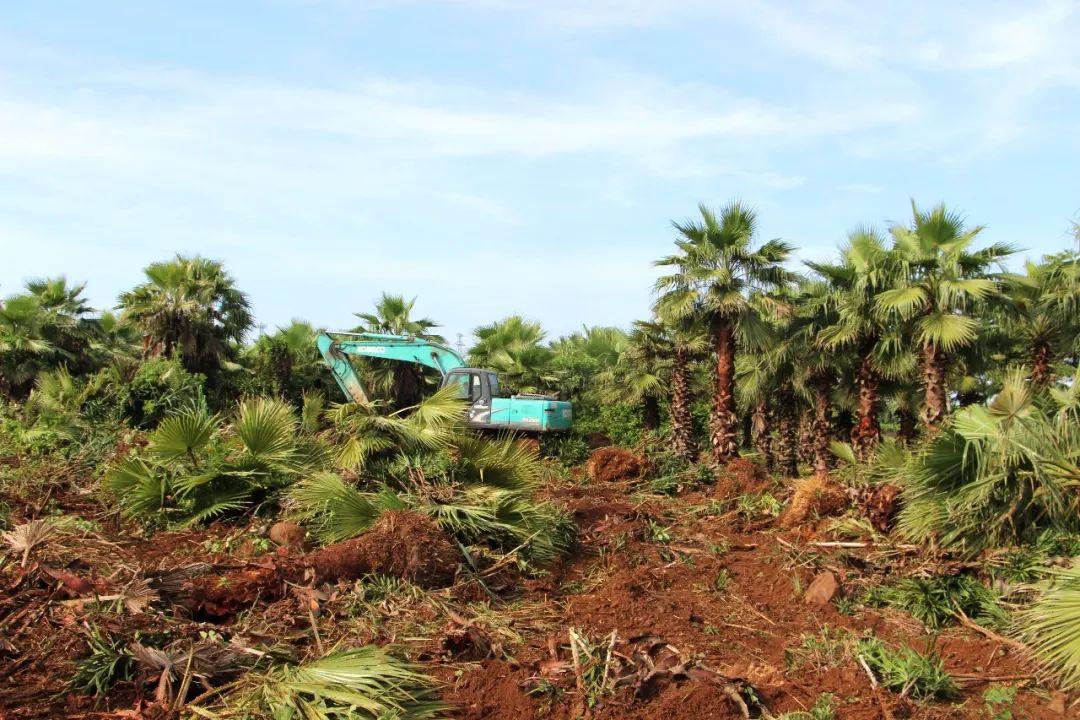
[863, 575, 1007, 630]
[857, 637, 958, 701]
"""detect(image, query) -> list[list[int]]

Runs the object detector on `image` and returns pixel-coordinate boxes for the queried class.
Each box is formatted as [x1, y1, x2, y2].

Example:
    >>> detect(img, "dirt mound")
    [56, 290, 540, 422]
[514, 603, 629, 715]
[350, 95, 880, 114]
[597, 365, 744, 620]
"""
[782, 475, 848, 527]
[439, 659, 536, 719]
[715, 457, 770, 497]
[586, 446, 647, 484]
[307, 510, 458, 587]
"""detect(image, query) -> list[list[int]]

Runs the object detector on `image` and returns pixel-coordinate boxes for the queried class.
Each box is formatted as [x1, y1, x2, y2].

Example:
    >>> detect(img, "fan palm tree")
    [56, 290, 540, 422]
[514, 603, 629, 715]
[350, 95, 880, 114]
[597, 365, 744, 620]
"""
[650, 299, 709, 463]
[876, 202, 1014, 429]
[1000, 252, 1080, 386]
[354, 293, 443, 341]
[117, 255, 252, 376]
[352, 295, 443, 408]
[0, 277, 101, 399]
[810, 229, 913, 457]
[248, 319, 329, 402]
[877, 369, 1080, 553]
[469, 316, 553, 394]
[551, 325, 627, 406]
[595, 321, 666, 432]
[655, 202, 795, 465]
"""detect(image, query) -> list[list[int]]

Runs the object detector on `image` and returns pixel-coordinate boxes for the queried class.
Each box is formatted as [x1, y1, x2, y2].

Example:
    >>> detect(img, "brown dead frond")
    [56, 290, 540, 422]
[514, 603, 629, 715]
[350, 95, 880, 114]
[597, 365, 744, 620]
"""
[2, 518, 63, 567]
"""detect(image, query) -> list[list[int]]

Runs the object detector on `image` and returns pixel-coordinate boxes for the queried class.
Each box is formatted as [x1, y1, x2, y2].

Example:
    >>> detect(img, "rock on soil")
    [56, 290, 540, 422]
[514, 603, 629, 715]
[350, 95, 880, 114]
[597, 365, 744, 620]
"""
[586, 446, 647, 484]
[307, 510, 458, 587]
[803, 571, 840, 606]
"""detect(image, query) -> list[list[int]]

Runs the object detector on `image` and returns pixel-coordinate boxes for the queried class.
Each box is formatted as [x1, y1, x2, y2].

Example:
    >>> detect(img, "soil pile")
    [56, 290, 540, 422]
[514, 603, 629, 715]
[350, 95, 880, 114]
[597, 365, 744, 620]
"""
[586, 446, 647, 484]
[715, 457, 769, 497]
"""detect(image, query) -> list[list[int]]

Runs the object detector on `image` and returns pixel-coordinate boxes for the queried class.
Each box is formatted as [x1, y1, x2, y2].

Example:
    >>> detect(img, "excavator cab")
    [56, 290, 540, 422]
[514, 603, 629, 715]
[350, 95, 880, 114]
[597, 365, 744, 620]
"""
[445, 368, 499, 426]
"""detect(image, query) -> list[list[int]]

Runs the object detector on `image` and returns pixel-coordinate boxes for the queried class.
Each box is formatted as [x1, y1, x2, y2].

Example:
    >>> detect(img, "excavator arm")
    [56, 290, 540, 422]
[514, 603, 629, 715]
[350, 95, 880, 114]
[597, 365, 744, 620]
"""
[316, 331, 466, 404]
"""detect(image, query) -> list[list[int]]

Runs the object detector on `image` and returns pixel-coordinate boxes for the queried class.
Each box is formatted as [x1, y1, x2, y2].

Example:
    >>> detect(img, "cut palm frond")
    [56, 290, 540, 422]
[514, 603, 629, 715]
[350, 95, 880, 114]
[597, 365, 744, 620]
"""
[191, 646, 448, 720]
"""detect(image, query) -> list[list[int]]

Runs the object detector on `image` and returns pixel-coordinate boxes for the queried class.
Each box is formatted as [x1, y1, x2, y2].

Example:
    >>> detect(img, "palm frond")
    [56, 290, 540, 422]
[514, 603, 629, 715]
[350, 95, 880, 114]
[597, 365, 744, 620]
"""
[150, 403, 216, 464]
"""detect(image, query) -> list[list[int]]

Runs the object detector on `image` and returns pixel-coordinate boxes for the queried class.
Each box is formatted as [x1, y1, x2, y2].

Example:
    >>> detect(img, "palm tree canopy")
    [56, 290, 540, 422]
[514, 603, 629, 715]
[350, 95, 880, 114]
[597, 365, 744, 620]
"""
[353, 293, 443, 343]
[876, 201, 1016, 353]
[654, 201, 797, 348]
[117, 255, 252, 373]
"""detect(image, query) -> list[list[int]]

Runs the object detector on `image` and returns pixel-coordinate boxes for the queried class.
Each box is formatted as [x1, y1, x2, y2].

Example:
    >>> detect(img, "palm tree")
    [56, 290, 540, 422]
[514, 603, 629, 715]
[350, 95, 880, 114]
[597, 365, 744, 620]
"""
[876, 202, 1014, 429]
[247, 319, 327, 402]
[118, 255, 252, 376]
[1000, 252, 1080, 386]
[551, 325, 628, 406]
[352, 294, 444, 408]
[810, 229, 912, 458]
[655, 202, 795, 465]
[795, 279, 849, 477]
[596, 321, 666, 432]
[0, 277, 101, 399]
[469, 316, 552, 394]
[650, 299, 708, 463]
[354, 293, 443, 341]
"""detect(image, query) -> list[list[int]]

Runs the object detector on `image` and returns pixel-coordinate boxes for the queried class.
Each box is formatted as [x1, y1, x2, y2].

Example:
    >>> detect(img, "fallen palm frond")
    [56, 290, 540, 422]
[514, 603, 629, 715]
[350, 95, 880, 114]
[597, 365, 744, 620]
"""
[2, 517, 63, 566]
[856, 637, 958, 701]
[288, 473, 574, 566]
[189, 646, 448, 720]
[1017, 564, 1080, 690]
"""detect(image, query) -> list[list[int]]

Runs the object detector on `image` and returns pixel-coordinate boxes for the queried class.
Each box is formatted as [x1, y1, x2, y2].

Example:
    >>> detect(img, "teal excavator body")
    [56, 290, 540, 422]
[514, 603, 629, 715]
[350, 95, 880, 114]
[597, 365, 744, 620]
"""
[316, 331, 572, 433]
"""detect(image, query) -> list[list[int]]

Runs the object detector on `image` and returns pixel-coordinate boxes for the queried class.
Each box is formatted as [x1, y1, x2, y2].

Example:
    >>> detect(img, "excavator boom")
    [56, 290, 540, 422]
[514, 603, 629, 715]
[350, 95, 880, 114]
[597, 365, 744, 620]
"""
[316, 331, 465, 404]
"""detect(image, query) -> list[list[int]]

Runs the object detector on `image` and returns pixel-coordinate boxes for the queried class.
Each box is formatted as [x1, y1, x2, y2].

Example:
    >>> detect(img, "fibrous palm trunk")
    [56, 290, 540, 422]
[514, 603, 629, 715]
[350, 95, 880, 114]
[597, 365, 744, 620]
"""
[1031, 340, 1052, 387]
[852, 345, 881, 460]
[897, 406, 918, 445]
[671, 347, 697, 463]
[920, 343, 949, 429]
[752, 398, 773, 473]
[709, 319, 740, 465]
[776, 383, 799, 477]
[811, 375, 832, 477]
[797, 410, 813, 465]
[642, 395, 661, 433]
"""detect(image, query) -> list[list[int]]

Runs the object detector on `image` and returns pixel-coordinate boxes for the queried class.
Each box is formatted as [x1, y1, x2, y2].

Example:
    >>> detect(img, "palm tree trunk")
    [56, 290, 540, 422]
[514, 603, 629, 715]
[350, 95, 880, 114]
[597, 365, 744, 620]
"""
[920, 343, 949, 429]
[777, 384, 799, 477]
[752, 398, 773, 472]
[897, 405, 918, 445]
[852, 346, 881, 460]
[642, 395, 661, 432]
[797, 410, 813, 465]
[671, 346, 696, 463]
[811, 375, 832, 477]
[1031, 340, 1052, 386]
[710, 318, 740, 465]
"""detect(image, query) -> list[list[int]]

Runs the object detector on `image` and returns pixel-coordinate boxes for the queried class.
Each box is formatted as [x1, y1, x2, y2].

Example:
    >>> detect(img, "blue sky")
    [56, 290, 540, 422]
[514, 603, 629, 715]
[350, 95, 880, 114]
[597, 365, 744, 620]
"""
[2, 1, 1078, 344]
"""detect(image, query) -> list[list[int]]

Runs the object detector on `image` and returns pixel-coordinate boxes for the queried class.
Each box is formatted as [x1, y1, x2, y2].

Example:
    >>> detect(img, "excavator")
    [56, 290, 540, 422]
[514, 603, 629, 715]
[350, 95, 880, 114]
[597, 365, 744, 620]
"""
[316, 331, 573, 432]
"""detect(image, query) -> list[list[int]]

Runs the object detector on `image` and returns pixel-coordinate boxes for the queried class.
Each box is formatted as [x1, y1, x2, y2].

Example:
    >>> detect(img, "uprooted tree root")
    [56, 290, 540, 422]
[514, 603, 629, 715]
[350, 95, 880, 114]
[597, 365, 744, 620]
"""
[715, 457, 770, 497]
[586, 447, 648, 484]
[782, 475, 848, 527]
[187, 510, 458, 618]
